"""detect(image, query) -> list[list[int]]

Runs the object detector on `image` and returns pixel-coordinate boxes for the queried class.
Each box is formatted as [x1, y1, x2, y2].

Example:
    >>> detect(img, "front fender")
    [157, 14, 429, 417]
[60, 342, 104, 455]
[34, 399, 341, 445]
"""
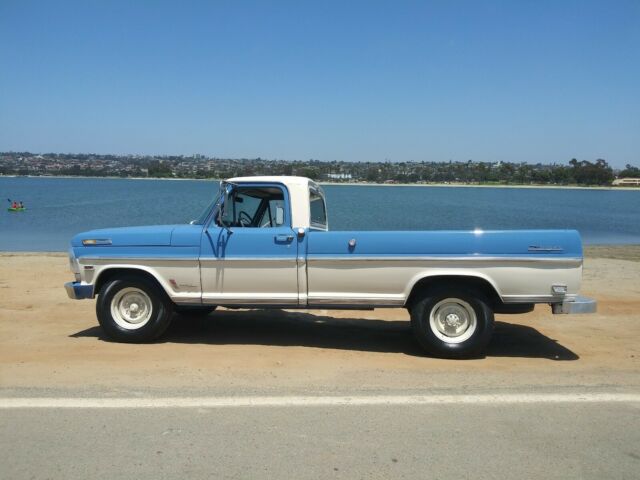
[81, 255, 202, 305]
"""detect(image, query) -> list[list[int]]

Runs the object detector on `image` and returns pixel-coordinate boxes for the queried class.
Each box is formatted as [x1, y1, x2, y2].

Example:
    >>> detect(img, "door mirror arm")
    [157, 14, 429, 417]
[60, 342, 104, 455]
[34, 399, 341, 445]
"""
[218, 202, 233, 236]
[212, 181, 236, 236]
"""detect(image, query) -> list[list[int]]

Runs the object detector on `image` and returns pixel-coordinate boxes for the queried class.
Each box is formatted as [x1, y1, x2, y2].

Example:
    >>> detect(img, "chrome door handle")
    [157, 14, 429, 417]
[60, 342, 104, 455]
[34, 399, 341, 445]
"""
[275, 234, 294, 243]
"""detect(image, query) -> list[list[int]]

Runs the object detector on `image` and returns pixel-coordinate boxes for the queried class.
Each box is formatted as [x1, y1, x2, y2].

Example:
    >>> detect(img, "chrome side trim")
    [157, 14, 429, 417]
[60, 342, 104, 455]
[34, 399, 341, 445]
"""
[171, 294, 205, 305]
[306, 255, 582, 265]
[199, 256, 298, 263]
[528, 246, 564, 253]
[502, 294, 574, 304]
[307, 296, 405, 306]
[202, 294, 299, 305]
[80, 254, 581, 265]
[79, 256, 198, 263]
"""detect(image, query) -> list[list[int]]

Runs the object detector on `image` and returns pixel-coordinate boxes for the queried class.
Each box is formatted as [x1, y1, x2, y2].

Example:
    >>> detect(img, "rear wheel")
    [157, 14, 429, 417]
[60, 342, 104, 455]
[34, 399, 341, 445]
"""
[410, 288, 494, 358]
[96, 275, 173, 343]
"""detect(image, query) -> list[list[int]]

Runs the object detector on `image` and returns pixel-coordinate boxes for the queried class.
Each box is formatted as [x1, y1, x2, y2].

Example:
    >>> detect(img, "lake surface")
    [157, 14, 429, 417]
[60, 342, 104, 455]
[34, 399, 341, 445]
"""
[1, 176, 639, 251]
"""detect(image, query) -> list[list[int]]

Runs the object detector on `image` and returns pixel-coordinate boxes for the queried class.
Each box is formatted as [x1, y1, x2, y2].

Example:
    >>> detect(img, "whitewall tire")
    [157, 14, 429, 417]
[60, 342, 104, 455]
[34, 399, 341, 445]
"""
[96, 275, 173, 343]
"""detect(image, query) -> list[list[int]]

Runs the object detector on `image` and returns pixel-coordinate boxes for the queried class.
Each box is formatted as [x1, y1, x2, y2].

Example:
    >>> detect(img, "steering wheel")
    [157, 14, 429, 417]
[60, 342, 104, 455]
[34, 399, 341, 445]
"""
[238, 211, 252, 227]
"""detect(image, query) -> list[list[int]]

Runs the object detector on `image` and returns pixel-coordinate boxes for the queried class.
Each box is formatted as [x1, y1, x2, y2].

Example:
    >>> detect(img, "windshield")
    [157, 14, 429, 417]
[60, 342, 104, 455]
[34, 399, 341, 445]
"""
[192, 197, 219, 225]
[191, 184, 225, 225]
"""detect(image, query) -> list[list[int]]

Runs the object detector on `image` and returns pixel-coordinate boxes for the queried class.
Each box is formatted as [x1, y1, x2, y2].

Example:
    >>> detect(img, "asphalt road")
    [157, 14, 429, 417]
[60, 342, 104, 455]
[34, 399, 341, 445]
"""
[2, 391, 639, 480]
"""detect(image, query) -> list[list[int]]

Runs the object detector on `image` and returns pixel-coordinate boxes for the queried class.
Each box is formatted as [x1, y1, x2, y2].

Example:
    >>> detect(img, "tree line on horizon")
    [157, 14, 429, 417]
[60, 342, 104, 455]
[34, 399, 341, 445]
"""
[1, 152, 639, 186]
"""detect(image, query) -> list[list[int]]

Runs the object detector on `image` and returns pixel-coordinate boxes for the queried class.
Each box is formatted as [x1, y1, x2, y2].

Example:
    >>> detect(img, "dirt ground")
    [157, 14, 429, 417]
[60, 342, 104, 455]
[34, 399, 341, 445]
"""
[1, 249, 639, 394]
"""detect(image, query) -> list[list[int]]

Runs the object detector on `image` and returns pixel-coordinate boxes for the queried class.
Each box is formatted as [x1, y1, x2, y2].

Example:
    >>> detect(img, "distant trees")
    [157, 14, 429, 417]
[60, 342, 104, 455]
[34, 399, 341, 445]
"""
[567, 158, 614, 185]
[298, 167, 320, 180]
[345, 158, 617, 186]
[0, 151, 636, 186]
[619, 164, 640, 178]
[147, 160, 173, 178]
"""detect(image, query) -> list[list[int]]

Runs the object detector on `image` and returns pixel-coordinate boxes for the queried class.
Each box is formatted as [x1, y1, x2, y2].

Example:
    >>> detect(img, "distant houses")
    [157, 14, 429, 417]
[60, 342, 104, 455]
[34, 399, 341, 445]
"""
[0, 151, 638, 187]
[612, 178, 640, 187]
[325, 173, 353, 180]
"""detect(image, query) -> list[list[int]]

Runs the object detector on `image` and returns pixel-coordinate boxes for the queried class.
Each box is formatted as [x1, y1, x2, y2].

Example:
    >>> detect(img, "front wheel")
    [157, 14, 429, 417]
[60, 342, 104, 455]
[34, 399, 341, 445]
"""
[410, 289, 494, 358]
[96, 275, 173, 343]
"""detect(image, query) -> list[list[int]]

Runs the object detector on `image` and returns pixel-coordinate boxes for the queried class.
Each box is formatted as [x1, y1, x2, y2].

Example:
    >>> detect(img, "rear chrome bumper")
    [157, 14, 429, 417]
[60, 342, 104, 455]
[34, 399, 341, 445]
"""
[64, 282, 94, 300]
[551, 296, 597, 314]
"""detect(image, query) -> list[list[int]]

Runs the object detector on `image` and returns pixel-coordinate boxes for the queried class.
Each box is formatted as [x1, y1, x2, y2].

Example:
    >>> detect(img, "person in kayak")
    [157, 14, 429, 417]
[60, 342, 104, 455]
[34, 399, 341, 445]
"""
[19, 201, 24, 208]
[11, 201, 18, 209]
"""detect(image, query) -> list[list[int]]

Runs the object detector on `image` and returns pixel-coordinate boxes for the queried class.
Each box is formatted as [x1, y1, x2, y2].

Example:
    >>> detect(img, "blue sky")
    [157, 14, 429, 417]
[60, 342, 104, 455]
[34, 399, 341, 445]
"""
[1, 1, 638, 167]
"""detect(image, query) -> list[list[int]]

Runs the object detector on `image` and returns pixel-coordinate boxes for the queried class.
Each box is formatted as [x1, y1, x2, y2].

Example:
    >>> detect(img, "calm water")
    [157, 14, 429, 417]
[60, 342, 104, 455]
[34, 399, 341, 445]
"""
[1, 177, 639, 251]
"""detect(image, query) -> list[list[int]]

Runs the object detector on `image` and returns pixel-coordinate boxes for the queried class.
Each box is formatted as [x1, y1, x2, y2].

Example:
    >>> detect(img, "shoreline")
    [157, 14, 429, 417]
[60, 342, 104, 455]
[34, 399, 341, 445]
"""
[2, 174, 639, 191]
[319, 182, 640, 191]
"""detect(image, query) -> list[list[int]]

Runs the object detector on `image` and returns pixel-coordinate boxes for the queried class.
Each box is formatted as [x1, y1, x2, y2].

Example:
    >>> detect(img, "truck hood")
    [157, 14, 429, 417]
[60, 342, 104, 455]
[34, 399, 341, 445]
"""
[71, 225, 181, 247]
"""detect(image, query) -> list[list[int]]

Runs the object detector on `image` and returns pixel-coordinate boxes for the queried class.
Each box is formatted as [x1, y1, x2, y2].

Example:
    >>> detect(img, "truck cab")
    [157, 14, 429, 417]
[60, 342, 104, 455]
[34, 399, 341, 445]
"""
[198, 176, 326, 307]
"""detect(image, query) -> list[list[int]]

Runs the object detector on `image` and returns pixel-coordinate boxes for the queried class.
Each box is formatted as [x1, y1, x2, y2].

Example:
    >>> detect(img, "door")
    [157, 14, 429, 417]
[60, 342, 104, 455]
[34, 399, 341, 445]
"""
[200, 184, 299, 306]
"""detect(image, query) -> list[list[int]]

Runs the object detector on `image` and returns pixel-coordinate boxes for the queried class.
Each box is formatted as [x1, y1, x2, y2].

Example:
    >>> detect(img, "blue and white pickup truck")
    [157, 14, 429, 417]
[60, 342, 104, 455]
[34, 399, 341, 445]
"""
[65, 176, 596, 358]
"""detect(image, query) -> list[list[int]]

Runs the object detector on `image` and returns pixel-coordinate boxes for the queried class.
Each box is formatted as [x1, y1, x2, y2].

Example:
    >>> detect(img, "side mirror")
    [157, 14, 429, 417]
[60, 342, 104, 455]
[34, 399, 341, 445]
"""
[275, 206, 284, 226]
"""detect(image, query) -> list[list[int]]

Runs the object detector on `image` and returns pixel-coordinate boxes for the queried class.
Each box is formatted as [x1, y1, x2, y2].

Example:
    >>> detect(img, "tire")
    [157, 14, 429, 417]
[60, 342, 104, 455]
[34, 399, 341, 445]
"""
[410, 288, 494, 358]
[174, 305, 217, 317]
[96, 274, 174, 343]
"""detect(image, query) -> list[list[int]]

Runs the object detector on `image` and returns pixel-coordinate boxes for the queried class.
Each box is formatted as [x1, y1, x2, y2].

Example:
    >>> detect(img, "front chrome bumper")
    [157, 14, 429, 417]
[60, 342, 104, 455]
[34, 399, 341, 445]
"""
[64, 282, 94, 300]
[551, 296, 597, 314]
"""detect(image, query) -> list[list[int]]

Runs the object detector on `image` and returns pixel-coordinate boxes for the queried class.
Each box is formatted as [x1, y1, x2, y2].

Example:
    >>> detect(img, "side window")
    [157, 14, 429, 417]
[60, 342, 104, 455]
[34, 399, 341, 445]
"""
[234, 192, 262, 226]
[221, 186, 287, 228]
[309, 189, 327, 230]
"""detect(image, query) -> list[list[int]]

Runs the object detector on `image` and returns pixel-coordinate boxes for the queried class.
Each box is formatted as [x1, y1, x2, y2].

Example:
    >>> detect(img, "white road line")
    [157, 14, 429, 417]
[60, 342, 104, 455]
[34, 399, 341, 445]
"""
[1, 393, 639, 409]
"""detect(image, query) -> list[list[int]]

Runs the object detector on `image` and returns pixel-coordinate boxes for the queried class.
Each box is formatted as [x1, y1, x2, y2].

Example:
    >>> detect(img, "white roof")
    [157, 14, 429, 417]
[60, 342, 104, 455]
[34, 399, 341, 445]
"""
[227, 175, 319, 189]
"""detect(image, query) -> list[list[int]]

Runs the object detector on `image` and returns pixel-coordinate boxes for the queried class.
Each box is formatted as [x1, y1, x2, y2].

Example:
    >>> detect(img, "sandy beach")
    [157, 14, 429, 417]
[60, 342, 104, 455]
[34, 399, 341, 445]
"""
[1, 247, 639, 394]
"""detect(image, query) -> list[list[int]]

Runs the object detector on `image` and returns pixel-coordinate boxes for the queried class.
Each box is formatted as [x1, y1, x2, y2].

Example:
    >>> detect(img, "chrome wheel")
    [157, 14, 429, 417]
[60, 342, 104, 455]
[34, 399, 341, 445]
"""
[110, 287, 153, 330]
[429, 298, 477, 344]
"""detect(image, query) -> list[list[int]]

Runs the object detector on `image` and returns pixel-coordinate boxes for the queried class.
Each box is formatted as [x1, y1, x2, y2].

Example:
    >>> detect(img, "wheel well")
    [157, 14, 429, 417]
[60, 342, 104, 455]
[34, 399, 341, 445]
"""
[406, 275, 502, 309]
[94, 268, 167, 298]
